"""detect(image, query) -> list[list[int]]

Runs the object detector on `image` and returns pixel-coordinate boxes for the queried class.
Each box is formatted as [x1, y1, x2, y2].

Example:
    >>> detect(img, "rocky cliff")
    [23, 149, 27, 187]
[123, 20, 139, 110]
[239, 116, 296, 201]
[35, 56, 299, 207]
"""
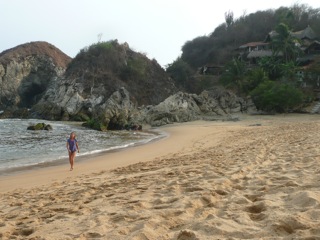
[0, 40, 256, 128]
[0, 41, 71, 113]
[30, 40, 177, 121]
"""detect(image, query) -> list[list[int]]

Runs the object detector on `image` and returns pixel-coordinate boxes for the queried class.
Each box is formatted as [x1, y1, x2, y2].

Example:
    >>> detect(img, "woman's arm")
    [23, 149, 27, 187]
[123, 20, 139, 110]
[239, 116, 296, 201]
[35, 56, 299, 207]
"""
[66, 141, 70, 152]
[76, 142, 80, 153]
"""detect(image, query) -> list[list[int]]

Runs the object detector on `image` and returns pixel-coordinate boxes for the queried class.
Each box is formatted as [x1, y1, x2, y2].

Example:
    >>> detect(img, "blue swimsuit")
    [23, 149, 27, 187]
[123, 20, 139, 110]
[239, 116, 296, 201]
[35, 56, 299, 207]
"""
[67, 139, 77, 152]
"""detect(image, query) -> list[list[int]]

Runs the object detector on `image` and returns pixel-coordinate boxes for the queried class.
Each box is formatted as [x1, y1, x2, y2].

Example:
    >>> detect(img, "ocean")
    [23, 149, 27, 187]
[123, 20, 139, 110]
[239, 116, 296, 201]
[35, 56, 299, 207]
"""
[0, 119, 164, 174]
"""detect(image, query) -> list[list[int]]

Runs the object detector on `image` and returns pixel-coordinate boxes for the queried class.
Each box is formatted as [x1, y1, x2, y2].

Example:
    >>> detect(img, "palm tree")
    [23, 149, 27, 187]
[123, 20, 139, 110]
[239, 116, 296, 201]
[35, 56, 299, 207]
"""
[271, 23, 301, 63]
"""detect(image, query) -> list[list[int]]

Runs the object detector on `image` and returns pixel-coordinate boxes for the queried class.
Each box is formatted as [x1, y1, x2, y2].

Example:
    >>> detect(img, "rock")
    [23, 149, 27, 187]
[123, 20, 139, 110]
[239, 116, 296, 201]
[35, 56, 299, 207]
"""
[0, 107, 29, 119]
[27, 123, 53, 131]
[177, 230, 199, 240]
[92, 87, 137, 130]
[0, 41, 71, 111]
[81, 87, 138, 131]
[44, 124, 53, 131]
[135, 87, 254, 127]
[34, 84, 255, 130]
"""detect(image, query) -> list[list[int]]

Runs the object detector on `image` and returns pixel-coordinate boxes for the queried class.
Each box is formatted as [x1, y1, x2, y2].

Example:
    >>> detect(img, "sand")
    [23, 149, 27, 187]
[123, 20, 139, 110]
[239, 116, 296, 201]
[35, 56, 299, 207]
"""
[1, 114, 320, 239]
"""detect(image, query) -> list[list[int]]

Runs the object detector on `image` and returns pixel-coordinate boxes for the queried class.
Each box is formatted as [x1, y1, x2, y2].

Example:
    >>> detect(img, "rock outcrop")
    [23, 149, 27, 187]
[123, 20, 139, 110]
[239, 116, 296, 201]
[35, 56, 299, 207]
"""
[0, 41, 71, 112]
[0, 40, 257, 129]
[137, 87, 256, 126]
[90, 87, 138, 130]
[30, 40, 177, 121]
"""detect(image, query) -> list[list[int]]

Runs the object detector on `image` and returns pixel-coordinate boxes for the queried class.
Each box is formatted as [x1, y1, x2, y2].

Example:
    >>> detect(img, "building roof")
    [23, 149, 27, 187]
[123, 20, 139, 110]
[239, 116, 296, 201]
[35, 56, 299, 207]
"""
[239, 42, 269, 49]
[265, 26, 318, 42]
[306, 40, 320, 49]
[247, 50, 273, 58]
[292, 26, 317, 40]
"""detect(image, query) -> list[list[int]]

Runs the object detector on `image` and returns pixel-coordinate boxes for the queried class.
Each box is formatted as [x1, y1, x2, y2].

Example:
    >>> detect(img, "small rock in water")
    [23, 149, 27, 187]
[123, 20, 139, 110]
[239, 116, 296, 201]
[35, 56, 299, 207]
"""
[27, 123, 53, 131]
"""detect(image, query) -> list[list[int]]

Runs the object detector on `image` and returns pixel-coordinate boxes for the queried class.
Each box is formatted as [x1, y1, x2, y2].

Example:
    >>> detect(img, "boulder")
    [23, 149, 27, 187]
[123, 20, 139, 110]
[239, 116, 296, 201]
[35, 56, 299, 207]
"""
[27, 123, 53, 131]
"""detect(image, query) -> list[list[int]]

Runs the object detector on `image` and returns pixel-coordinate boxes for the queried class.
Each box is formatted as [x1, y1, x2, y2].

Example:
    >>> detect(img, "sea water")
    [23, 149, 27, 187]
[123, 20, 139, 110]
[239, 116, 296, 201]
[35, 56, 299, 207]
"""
[0, 119, 163, 174]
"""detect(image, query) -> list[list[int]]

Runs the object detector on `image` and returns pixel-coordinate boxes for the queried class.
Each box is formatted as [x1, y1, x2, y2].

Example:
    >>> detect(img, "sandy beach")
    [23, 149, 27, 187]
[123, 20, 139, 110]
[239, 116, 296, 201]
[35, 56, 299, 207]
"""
[1, 114, 320, 239]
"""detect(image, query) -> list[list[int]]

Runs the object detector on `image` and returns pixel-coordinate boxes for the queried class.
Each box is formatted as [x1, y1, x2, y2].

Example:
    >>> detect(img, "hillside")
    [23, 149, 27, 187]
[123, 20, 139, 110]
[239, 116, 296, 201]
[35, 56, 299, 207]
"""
[167, 3, 320, 98]
[178, 4, 320, 69]
[65, 40, 176, 106]
[29, 40, 178, 122]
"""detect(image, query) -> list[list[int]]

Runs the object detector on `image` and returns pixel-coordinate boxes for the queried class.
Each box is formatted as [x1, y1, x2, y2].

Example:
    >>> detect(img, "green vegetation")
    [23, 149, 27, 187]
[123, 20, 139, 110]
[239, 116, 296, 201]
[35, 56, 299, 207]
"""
[220, 59, 246, 94]
[166, 58, 194, 90]
[176, 4, 320, 69]
[120, 57, 148, 81]
[166, 3, 320, 113]
[242, 68, 269, 94]
[272, 23, 301, 63]
[250, 81, 304, 113]
[65, 39, 175, 107]
[83, 118, 107, 131]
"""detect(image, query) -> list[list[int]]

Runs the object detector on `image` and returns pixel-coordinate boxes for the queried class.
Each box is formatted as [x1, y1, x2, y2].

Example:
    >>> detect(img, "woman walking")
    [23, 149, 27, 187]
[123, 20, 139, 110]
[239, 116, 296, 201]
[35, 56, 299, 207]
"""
[66, 132, 79, 171]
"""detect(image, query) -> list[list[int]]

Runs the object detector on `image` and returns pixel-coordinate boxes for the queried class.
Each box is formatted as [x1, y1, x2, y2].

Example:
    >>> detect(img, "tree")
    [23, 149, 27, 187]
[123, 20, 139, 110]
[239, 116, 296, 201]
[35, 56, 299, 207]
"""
[181, 36, 211, 69]
[166, 58, 194, 91]
[279, 61, 299, 83]
[250, 81, 304, 112]
[258, 56, 283, 80]
[225, 10, 234, 28]
[242, 68, 269, 94]
[272, 23, 301, 63]
[220, 58, 246, 94]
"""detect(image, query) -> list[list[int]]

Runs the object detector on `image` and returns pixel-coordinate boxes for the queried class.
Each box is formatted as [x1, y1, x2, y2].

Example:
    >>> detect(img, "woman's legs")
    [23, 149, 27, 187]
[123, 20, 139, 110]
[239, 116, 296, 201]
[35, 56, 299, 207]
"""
[69, 151, 76, 170]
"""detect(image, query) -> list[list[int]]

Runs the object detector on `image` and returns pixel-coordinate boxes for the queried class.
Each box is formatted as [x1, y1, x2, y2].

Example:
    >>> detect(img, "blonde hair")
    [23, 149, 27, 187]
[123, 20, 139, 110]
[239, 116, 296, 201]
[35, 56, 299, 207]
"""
[70, 132, 76, 139]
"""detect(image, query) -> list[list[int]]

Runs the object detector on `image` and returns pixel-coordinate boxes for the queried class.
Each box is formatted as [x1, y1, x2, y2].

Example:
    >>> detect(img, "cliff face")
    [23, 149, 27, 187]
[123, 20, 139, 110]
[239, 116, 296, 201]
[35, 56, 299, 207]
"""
[31, 40, 177, 120]
[0, 40, 253, 127]
[0, 41, 71, 110]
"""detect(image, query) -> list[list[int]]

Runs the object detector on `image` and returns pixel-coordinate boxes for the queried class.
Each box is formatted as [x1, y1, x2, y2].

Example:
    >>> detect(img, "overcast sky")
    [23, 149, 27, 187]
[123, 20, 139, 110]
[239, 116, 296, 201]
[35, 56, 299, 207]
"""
[0, 0, 318, 67]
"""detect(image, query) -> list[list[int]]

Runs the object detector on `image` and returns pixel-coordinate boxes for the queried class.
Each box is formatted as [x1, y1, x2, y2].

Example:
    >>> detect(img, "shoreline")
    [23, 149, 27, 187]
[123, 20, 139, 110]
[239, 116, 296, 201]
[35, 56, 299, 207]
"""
[0, 116, 246, 193]
[0, 114, 318, 194]
[0, 126, 170, 193]
[0, 127, 167, 177]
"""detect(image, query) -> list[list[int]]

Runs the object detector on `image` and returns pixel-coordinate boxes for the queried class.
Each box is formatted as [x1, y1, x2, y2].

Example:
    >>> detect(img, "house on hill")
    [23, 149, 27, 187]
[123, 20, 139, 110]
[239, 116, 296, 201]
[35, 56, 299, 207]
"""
[297, 40, 320, 66]
[238, 42, 274, 64]
[264, 25, 317, 43]
[237, 25, 320, 88]
[238, 25, 318, 64]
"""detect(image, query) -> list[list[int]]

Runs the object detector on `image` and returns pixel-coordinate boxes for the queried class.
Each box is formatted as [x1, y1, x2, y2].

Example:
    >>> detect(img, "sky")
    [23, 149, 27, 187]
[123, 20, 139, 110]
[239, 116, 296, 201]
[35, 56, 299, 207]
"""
[0, 0, 319, 67]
